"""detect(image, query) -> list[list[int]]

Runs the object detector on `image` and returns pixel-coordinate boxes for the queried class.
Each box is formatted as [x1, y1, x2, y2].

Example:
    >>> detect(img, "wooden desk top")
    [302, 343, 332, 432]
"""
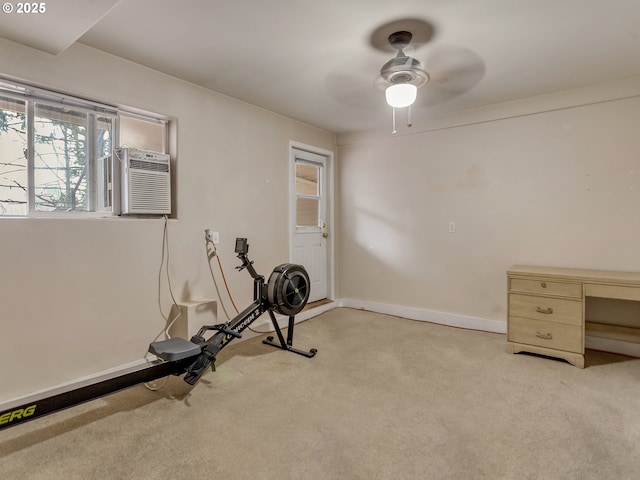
[508, 265, 640, 286]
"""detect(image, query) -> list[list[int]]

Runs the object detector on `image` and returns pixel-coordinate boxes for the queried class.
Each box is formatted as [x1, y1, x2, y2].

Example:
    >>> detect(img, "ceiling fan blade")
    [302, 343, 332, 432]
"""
[325, 57, 387, 110]
[418, 45, 486, 106]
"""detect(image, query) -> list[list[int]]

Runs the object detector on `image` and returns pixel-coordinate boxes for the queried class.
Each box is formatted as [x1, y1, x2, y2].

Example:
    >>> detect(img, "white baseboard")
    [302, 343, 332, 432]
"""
[0, 358, 151, 411]
[335, 298, 640, 359]
[336, 298, 507, 334]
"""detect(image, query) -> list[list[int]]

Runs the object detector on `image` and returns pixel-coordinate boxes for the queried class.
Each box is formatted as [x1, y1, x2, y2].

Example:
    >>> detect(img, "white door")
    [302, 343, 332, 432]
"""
[291, 147, 328, 303]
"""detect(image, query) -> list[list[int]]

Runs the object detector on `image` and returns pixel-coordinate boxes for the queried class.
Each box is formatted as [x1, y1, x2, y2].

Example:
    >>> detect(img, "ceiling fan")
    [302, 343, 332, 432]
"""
[377, 30, 429, 133]
[379, 31, 429, 108]
[324, 18, 485, 133]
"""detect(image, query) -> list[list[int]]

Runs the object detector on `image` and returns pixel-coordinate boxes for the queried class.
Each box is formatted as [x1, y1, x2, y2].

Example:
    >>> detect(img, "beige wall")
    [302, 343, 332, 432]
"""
[0, 38, 335, 403]
[337, 78, 640, 323]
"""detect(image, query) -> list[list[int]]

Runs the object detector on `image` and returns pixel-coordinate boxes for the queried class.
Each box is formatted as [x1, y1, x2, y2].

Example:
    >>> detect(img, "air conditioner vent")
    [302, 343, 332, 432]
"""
[118, 148, 171, 215]
[130, 159, 170, 173]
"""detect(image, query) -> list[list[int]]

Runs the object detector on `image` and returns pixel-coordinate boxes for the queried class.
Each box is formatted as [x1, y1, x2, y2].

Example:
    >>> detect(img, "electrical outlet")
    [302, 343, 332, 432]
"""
[205, 229, 220, 244]
[448, 222, 456, 233]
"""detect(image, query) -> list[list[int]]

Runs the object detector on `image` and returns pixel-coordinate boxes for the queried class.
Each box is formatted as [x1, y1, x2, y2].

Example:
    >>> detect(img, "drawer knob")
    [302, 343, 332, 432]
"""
[536, 306, 554, 314]
[541, 282, 547, 288]
[535, 332, 553, 340]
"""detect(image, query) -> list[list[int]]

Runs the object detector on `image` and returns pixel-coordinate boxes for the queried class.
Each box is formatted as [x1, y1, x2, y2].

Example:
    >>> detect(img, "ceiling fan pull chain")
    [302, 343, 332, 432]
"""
[407, 105, 412, 128]
[392, 106, 397, 134]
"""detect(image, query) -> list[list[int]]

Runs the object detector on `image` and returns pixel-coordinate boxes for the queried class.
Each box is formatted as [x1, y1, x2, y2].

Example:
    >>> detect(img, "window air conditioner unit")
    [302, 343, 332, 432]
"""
[118, 148, 171, 215]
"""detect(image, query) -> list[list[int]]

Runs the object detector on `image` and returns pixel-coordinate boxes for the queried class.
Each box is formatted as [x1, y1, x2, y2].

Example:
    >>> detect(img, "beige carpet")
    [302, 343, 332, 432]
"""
[2, 308, 640, 479]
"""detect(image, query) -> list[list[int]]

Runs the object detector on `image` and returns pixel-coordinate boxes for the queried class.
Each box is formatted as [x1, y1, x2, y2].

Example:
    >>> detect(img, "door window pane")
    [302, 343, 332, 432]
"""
[296, 163, 319, 195]
[34, 104, 88, 212]
[295, 160, 322, 229]
[0, 97, 27, 215]
[296, 197, 319, 227]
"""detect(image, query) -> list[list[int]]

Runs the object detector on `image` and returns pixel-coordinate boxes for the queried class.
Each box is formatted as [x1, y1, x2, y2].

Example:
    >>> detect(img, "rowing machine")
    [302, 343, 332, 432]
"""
[0, 238, 316, 430]
[151, 237, 317, 385]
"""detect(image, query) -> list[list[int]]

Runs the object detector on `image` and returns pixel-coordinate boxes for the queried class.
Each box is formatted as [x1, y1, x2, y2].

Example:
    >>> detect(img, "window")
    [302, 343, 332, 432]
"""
[119, 114, 166, 153]
[33, 103, 113, 213]
[295, 161, 321, 228]
[0, 79, 168, 217]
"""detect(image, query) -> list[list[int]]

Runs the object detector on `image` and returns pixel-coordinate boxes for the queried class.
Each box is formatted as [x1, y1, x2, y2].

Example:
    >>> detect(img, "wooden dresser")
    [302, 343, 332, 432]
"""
[506, 265, 640, 368]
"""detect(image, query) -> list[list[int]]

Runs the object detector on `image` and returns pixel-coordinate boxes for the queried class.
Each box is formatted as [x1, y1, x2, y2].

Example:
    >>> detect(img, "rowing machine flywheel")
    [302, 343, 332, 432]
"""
[267, 263, 310, 316]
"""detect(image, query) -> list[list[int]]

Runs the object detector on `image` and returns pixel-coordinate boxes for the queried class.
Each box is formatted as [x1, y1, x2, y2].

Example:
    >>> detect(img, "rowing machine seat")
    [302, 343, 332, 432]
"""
[149, 338, 202, 362]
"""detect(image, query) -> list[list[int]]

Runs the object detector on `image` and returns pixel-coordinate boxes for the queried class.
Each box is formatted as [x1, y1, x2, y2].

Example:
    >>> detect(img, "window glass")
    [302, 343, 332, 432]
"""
[296, 197, 319, 227]
[0, 96, 27, 215]
[120, 114, 165, 153]
[296, 163, 319, 195]
[295, 160, 322, 228]
[34, 104, 88, 212]
[96, 115, 114, 211]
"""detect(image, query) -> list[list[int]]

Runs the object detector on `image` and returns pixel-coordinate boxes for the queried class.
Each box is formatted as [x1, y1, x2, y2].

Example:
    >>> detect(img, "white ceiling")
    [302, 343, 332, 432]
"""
[2, 0, 640, 134]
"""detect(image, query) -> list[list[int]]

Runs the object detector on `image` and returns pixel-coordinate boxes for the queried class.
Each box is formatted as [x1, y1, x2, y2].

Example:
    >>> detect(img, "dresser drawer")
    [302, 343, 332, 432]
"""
[509, 278, 582, 298]
[508, 316, 582, 353]
[509, 293, 582, 325]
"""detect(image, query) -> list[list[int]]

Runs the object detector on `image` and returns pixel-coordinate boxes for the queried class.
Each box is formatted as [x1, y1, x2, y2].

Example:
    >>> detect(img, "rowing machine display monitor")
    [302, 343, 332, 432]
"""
[0, 237, 316, 431]
[235, 237, 249, 255]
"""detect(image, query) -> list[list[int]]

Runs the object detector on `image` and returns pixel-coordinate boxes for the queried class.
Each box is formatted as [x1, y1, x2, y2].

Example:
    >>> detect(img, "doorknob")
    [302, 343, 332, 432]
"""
[322, 233, 328, 238]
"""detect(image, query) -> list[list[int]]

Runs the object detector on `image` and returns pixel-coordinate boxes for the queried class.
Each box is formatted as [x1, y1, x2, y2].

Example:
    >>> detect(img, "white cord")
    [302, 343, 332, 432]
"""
[162, 215, 181, 335]
[145, 215, 181, 391]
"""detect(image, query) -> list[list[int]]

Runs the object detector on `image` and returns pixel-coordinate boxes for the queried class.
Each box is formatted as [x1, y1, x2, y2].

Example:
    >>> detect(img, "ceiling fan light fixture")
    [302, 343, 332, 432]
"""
[385, 83, 417, 108]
